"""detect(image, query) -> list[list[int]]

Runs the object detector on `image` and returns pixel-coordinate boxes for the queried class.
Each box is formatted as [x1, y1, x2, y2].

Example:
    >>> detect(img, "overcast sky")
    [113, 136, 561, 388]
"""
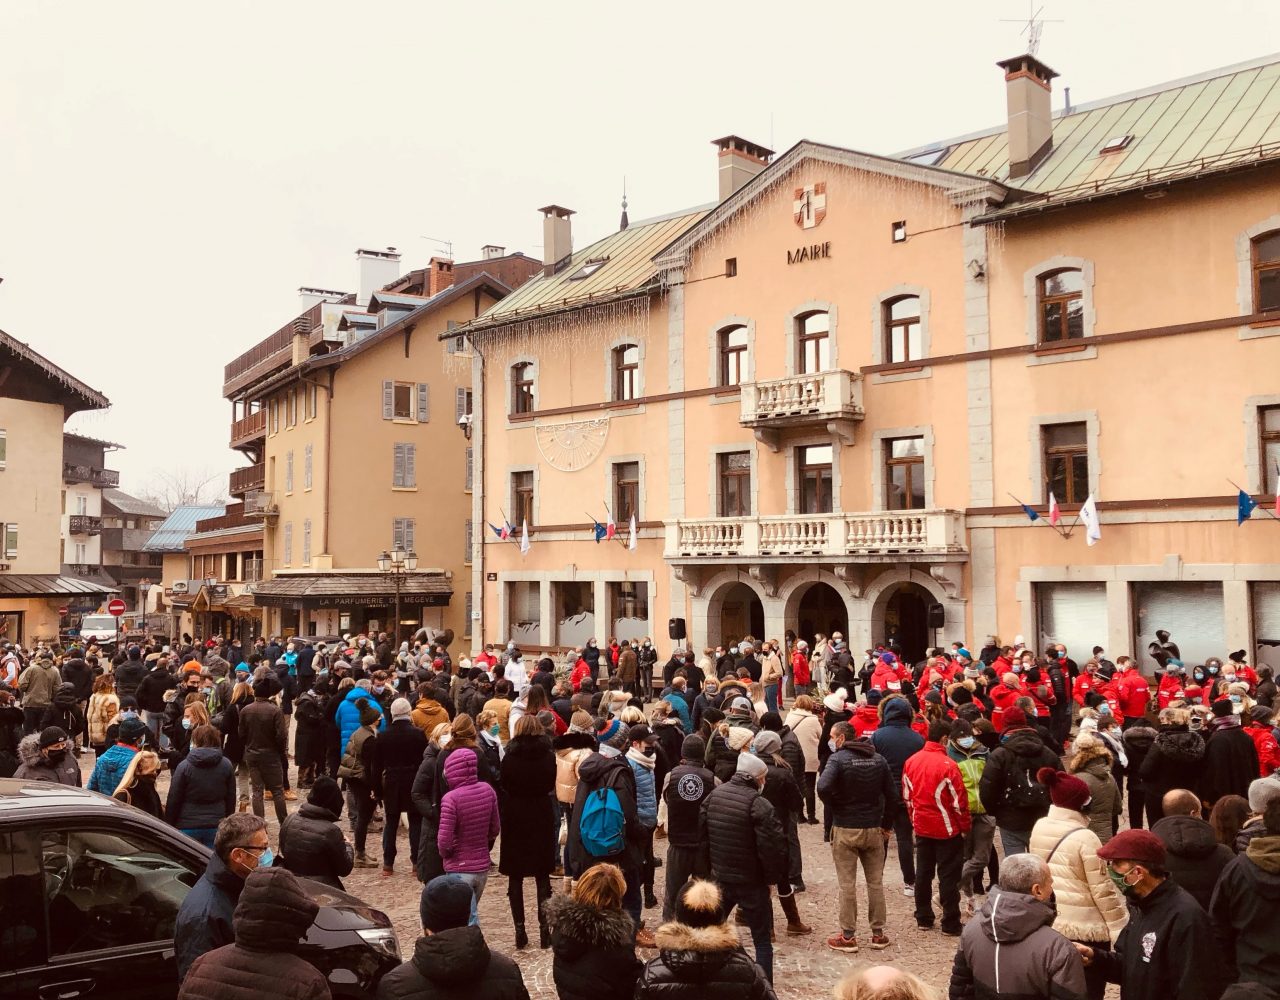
[2, 0, 1277, 500]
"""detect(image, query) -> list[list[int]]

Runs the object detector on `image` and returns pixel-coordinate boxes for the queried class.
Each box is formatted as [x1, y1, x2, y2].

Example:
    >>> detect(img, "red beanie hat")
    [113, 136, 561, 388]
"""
[1003, 707, 1029, 729]
[1037, 767, 1091, 812]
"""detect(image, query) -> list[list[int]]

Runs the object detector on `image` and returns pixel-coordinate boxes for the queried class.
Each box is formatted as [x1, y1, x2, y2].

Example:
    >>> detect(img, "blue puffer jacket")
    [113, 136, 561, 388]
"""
[336, 685, 385, 751]
[871, 697, 925, 790]
[628, 754, 658, 829]
[87, 743, 139, 795]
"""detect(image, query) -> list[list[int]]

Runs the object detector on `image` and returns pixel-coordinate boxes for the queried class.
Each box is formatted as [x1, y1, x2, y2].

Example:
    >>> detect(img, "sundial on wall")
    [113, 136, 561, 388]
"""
[535, 416, 611, 472]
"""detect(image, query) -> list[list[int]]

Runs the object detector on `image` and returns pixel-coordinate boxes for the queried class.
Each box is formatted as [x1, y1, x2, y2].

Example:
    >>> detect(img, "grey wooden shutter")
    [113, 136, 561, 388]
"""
[405, 518, 416, 551]
[304, 444, 313, 489]
[405, 444, 417, 487]
[285, 450, 294, 492]
[465, 520, 473, 563]
[382, 380, 394, 420]
[283, 522, 293, 564]
[392, 443, 405, 487]
[392, 518, 404, 550]
[303, 519, 312, 562]
[417, 383, 429, 422]
[465, 447, 473, 491]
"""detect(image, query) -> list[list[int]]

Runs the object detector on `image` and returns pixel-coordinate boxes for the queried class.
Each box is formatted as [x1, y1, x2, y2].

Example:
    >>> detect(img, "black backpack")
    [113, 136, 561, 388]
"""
[1004, 759, 1050, 811]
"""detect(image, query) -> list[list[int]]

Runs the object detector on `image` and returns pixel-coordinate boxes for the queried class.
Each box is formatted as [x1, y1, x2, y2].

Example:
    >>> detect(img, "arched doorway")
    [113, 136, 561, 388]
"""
[718, 582, 764, 645]
[797, 582, 848, 647]
[883, 582, 933, 665]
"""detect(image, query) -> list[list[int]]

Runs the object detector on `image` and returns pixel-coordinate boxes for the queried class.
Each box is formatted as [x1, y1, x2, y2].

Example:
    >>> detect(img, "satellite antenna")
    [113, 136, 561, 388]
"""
[999, 0, 1062, 57]
[420, 235, 454, 260]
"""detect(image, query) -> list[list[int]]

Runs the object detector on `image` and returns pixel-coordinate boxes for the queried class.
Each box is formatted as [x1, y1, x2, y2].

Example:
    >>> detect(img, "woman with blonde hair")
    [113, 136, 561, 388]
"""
[221, 680, 254, 811]
[114, 749, 164, 818]
[833, 965, 937, 1000]
[87, 673, 119, 757]
[785, 693, 822, 823]
[545, 862, 642, 1000]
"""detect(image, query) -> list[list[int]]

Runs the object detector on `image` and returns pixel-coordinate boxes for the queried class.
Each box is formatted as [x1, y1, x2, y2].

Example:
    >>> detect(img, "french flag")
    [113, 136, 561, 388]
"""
[1048, 492, 1062, 526]
[606, 516, 617, 541]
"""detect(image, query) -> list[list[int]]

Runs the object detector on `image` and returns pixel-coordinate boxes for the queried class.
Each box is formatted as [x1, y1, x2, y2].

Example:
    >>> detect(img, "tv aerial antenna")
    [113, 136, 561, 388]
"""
[1000, 1, 1062, 57]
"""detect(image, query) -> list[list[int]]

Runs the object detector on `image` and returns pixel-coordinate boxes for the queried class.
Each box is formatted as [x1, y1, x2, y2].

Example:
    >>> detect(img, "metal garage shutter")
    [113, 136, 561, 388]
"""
[1254, 583, 1280, 673]
[1037, 582, 1108, 664]
[1134, 582, 1224, 674]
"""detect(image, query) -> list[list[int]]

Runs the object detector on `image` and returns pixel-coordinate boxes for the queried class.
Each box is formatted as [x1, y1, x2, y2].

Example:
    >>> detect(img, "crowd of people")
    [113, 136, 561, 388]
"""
[3, 627, 1280, 1000]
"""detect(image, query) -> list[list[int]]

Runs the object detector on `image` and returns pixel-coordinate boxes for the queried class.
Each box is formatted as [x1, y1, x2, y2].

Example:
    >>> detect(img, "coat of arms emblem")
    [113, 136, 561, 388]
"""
[793, 182, 827, 229]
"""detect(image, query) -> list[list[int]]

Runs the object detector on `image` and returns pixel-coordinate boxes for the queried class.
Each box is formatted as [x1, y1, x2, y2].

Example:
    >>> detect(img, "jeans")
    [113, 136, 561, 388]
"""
[246, 749, 286, 823]
[143, 710, 171, 750]
[764, 684, 779, 714]
[831, 825, 887, 936]
[662, 843, 707, 922]
[181, 827, 218, 849]
[347, 778, 376, 854]
[234, 760, 251, 803]
[998, 826, 1031, 858]
[719, 881, 773, 981]
[961, 814, 997, 894]
[915, 835, 964, 933]
[887, 801, 916, 884]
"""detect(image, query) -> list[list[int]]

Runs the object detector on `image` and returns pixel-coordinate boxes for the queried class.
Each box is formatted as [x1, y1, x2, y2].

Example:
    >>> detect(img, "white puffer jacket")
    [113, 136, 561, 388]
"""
[784, 707, 822, 772]
[1029, 805, 1129, 944]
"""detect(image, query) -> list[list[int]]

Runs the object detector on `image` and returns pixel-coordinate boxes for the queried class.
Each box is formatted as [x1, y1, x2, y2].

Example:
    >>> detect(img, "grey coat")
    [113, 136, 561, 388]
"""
[1069, 742, 1122, 845]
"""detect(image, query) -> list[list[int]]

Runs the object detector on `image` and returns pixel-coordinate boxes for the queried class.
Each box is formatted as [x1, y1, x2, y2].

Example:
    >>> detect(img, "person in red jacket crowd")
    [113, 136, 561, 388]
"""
[1022, 666, 1057, 718]
[990, 646, 1016, 679]
[791, 641, 812, 697]
[902, 720, 971, 936]
[988, 673, 1024, 733]
[1092, 664, 1123, 717]
[1157, 661, 1186, 710]
[868, 652, 905, 692]
[918, 656, 955, 691]
[1073, 659, 1100, 706]
[1228, 650, 1260, 693]
[1245, 705, 1280, 776]
[851, 689, 883, 738]
[1113, 656, 1151, 728]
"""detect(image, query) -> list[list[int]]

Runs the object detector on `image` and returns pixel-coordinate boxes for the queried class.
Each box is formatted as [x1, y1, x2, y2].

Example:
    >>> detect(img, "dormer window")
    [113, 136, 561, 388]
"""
[1099, 135, 1133, 155]
[569, 256, 609, 281]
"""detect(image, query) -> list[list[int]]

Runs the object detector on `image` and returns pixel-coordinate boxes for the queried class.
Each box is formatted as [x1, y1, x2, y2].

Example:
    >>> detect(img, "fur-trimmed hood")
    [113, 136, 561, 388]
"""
[544, 894, 635, 957]
[1069, 740, 1112, 774]
[17, 733, 42, 766]
[654, 919, 741, 957]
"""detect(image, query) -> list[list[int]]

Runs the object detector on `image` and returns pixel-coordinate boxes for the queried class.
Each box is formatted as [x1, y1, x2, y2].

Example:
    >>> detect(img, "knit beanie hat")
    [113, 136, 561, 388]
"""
[118, 715, 149, 745]
[308, 776, 344, 817]
[1212, 699, 1234, 718]
[1003, 707, 1029, 729]
[681, 734, 706, 760]
[824, 688, 848, 712]
[569, 710, 594, 734]
[603, 722, 632, 751]
[865, 688, 883, 706]
[727, 726, 755, 751]
[1249, 705, 1276, 727]
[356, 698, 381, 726]
[1249, 774, 1280, 814]
[735, 751, 767, 780]
[420, 873, 475, 933]
[39, 726, 68, 749]
[674, 879, 726, 928]
[759, 711, 783, 732]
[1037, 767, 1091, 812]
[390, 697, 413, 720]
[750, 731, 782, 758]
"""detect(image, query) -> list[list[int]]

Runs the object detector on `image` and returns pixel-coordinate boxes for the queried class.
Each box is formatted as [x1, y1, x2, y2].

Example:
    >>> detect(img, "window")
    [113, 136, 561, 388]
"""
[1038, 269, 1085, 343]
[75, 495, 88, 515]
[512, 471, 534, 526]
[392, 443, 416, 488]
[725, 257, 738, 278]
[891, 220, 907, 243]
[613, 344, 639, 401]
[798, 444, 833, 514]
[511, 362, 535, 415]
[74, 542, 86, 563]
[569, 257, 607, 280]
[304, 444, 313, 489]
[1099, 134, 1133, 154]
[609, 581, 650, 642]
[269, 399, 279, 434]
[1261, 406, 1280, 494]
[718, 451, 752, 516]
[797, 311, 830, 374]
[885, 437, 925, 510]
[455, 387, 473, 422]
[392, 382, 413, 419]
[1253, 231, 1280, 313]
[392, 517, 416, 551]
[306, 384, 318, 419]
[613, 461, 640, 522]
[382, 381, 428, 421]
[283, 522, 293, 565]
[884, 296, 923, 364]
[1042, 422, 1089, 504]
[286, 390, 297, 428]
[464, 591, 473, 637]
[285, 450, 294, 493]
[302, 519, 311, 563]
[719, 325, 748, 386]
[0, 429, 6, 469]
[465, 446, 474, 492]
[464, 520, 473, 564]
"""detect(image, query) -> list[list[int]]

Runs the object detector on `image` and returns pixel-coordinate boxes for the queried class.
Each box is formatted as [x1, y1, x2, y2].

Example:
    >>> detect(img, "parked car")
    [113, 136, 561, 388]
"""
[0, 778, 399, 998]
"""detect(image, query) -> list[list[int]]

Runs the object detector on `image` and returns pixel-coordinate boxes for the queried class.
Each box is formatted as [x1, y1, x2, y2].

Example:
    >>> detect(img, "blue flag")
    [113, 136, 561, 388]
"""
[1238, 489, 1258, 525]
[1021, 504, 1040, 522]
[592, 521, 607, 543]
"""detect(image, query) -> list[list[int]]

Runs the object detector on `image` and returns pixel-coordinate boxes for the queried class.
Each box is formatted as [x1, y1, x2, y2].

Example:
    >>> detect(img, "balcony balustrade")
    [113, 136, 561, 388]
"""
[229, 464, 266, 496]
[665, 510, 966, 560]
[68, 514, 103, 535]
[740, 369, 864, 449]
[230, 410, 267, 449]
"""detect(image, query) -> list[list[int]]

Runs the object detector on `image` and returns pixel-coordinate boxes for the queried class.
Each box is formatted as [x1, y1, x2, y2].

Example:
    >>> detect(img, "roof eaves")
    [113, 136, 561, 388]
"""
[448, 283, 657, 340]
[0, 329, 110, 409]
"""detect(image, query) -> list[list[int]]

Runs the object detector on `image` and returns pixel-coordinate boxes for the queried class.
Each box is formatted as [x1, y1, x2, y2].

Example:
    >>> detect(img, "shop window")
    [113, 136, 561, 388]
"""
[555, 581, 595, 648]
[610, 581, 649, 643]
[508, 581, 540, 645]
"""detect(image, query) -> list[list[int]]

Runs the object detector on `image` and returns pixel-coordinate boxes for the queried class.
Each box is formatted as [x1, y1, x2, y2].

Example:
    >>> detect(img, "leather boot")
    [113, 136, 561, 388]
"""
[514, 923, 528, 950]
[780, 892, 813, 935]
[539, 918, 551, 949]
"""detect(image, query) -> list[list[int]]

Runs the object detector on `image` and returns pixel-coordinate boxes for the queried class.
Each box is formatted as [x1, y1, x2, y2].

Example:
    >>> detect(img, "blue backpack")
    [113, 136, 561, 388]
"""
[579, 767, 627, 857]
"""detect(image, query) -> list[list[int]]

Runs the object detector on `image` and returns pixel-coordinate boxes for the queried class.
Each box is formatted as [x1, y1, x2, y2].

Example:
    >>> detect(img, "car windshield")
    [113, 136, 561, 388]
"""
[80, 616, 118, 631]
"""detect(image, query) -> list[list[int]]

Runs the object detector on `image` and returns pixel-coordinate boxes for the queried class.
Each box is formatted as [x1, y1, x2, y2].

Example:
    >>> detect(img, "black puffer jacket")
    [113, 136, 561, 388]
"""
[113, 656, 147, 698]
[634, 918, 777, 1000]
[166, 746, 235, 830]
[979, 727, 1062, 832]
[816, 739, 898, 828]
[567, 751, 640, 876]
[374, 926, 529, 1000]
[545, 894, 641, 1000]
[699, 772, 787, 885]
[13, 734, 80, 786]
[278, 802, 354, 890]
[777, 727, 805, 785]
[378, 718, 428, 806]
[1139, 726, 1205, 803]
[1153, 815, 1233, 911]
[61, 657, 94, 702]
[39, 683, 83, 736]
[704, 733, 739, 784]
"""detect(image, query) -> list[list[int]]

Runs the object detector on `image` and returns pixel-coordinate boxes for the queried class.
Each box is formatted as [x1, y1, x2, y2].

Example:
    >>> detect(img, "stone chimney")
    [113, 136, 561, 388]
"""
[428, 257, 455, 296]
[356, 247, 401, 305]
[539, 206, 574, 276]
[997, 54, 1059, 179]
[290, 315, 310, 365]
[298, 286, 347, 312]
[481, 245, 506, 260]
[711, 135, 774, 201]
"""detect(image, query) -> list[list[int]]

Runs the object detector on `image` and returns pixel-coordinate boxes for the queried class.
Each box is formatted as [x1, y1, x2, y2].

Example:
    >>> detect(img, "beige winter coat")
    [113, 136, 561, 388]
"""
[87, 692, 119, 745]
[1069, 742, 1122, 845]
[555, 746, 593, 804]
[1029, 804, 1129, 944]
[784, 707, 821, 772]
[761, 652, 784, 687]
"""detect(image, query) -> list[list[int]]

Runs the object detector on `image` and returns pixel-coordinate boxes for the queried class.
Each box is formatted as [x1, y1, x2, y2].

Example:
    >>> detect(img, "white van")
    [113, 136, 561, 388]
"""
[79, 614, 121, 646]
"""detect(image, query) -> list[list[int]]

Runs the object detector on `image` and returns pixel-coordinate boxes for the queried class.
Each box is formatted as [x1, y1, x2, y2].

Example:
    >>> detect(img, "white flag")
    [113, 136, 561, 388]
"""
[1079, 495, 1101, 546]
[520, 518, 530, 555]
[628, 513, 637, 551]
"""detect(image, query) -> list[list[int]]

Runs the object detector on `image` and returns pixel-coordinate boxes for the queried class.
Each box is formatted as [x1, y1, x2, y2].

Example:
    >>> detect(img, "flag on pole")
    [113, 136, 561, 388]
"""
[519, 519, 530, 555]
[628, 513, 637, 551]
[1079, 495, 1101, 546]
[1238, 489, 1259, 525]
[1048, 492, 1062, 527]
[592, 520, 607, 543]
[488, 522, 505, 540]
[1020, 503, 1040, 522]
[606, 514, 617, 541]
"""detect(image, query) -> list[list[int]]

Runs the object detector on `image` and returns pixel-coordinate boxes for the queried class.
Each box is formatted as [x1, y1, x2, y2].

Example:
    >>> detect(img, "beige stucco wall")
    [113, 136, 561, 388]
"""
[0, 397, 65, 574]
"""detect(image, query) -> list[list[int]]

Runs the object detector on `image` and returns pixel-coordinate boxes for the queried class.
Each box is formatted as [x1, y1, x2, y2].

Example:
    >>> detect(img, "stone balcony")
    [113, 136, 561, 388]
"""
[739, 369, 864, 449]
[664, 510, 966, 562]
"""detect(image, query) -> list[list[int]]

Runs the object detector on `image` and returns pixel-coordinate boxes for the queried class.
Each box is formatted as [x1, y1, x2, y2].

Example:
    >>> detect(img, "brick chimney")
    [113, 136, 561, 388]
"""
[539, 206, 574, 276]
[428, 257, 454, 296]
[712, 135, 774, 201]
[997, 54, 1059, 179]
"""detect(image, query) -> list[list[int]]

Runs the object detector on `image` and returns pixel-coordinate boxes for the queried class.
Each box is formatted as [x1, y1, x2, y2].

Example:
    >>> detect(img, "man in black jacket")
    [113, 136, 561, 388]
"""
[1199, 701, 1260, 808]
[662, 734, 714, 922]
[378, 698, 427, 876]
[819, 721, 899, 952]
[1153, 788, 1233, 910]
[978, 707, 1061, 857]
[113, 645, 148, 699]
[698, 750, 787, 981]
[1210, 797, 1280, 991]
[1078, 828, 1222, 1000]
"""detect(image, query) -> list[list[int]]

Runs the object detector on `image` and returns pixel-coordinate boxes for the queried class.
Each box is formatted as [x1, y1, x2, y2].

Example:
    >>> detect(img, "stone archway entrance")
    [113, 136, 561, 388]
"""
[717, 582, 764, 645]
[796, 581, 849, 647]
[882, 582, 934, 664]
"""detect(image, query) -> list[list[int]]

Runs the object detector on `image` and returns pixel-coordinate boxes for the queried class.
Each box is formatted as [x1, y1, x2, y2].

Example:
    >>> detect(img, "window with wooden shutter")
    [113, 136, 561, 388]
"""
[382, 380, 394, 420]
[3, 523, 16, 560]
[285, 450, 294, 492]
[404, 518, 416, 550]
[393, 443, 416, 488]
[283, 522, 293, 565]
[304, 444, 313, 489]
[393, 444, 405, 487]
[464, 520, 473, 564]
[416, 383, 429, 422]
[464, 592, 473, 636]
[455, 387, 472, 421]
[303, 519, 312, 563]
[392, 518, 406, 550]
[465, 447, 473, 492]
[405, 444, 416, 487]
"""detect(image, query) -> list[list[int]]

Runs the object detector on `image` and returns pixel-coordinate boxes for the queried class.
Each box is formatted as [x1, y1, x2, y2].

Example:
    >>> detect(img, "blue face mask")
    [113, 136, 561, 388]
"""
[1231, 694, 1242, 703]
[828, 738, 839, 753]
[1012, 665, 1022, 673]
[257, 847, 274, 868]
[957, 736, 976, 748]
[181, 718, 193, 730]
[1209, 666, 1220, 675]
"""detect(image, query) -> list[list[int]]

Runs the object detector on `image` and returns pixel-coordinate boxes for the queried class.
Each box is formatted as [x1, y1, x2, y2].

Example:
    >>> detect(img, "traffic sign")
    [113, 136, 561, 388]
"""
[107, 598, 126, 616]
[58, 606, 69, 617]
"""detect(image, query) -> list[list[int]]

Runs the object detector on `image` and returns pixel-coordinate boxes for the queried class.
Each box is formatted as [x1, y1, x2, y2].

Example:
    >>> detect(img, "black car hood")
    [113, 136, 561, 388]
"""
[298, 877, 392, 931]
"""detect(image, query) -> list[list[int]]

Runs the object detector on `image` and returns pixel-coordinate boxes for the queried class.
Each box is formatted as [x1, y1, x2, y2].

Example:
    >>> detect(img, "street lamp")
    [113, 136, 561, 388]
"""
[378, 548, 418, 643]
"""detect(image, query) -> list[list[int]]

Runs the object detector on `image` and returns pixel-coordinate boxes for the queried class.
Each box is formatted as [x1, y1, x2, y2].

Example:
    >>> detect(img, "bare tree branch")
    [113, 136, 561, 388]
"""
[139, 467, 226, 513]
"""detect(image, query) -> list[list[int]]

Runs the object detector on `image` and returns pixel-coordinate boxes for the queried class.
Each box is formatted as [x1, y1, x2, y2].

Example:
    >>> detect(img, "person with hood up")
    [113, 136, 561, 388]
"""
[379, 873, 530, 1000]
[1152, 787, 1233, 910]
[437, 745, 501, 922]
[1200, 700, 1261, 808]
[1028, 768, 1128, 1000]
[634, 878, 777, 1000]
[38, 681, 83, 746]
[871, 694, 925, 892]
[166, 724, 235, 848]
[1141, 706, 1207, 824]
[1069, 731, 1123, 844]
[278, 776, 354, 890]
[14, 726, 80, 785]
[87, 713, 148, 793]
[979, 706, 1062, 857]
[851, 689, 883, 738]
[178, 867, 329, 1000]
[545, 862, 641, 1000]
[1245, 704, 1280, 776]
[1210, 796, 1280, 991]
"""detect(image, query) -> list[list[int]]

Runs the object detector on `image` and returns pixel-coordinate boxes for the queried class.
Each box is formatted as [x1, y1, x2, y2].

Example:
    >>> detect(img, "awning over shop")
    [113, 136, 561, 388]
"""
[0, 575, 118, 597]
[250, 572, 453, 610]
[221, 593, 260, 610]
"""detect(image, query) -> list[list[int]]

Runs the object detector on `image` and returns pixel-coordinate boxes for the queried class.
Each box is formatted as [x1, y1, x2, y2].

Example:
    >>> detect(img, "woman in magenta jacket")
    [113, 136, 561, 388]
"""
[437, 746, 500, 925]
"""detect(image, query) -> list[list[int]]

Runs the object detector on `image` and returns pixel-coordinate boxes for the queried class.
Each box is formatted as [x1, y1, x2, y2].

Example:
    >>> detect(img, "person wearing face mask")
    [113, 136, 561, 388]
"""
[1158, 660, 1187, 711]
[949, 853, 1087, 1000]
[14, 725, 80, 786]
[1199, 700, 1260, 808]
[166, 723, 235, 848]
[1077, 830, 1221, 1000]
[947, 720, 992, 914]
[174, 813, 277, 984]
